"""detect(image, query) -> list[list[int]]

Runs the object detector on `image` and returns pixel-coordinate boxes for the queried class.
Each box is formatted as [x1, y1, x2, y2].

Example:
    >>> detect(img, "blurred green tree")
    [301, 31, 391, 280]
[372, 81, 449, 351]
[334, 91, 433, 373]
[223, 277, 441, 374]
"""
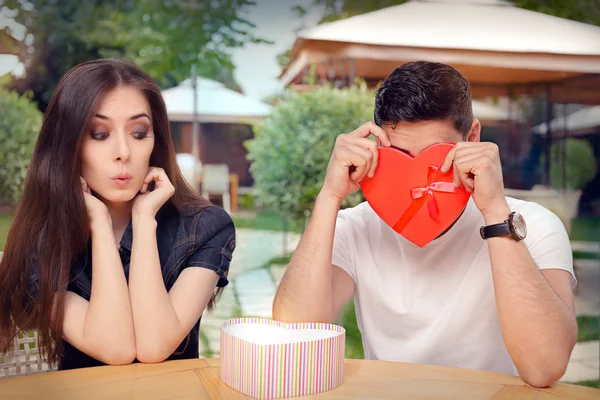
[246, 82, 375, 225]
[309, 0, 407, 23]
[543, 138, 597, 191]
[0, 89, 42, 206]
[1, 0, 267, 110]
[511, 0, 600, 26]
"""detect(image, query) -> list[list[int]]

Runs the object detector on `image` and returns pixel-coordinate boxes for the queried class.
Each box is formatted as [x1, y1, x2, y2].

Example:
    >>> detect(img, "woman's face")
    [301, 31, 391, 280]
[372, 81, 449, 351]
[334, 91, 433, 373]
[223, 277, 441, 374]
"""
[80, 86, 155, 204]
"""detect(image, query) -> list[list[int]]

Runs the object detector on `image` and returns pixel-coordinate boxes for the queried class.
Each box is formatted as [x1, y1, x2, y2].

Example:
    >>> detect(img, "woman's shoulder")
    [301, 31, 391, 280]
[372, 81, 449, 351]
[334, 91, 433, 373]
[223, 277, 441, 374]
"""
[182, 204, 233, 227]
[159, 203, 235, 242]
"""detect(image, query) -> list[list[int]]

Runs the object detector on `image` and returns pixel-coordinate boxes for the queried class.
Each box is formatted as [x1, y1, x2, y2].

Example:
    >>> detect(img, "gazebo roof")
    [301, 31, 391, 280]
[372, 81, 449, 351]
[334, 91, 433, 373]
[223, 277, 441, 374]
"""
[281, 0, 600, 103]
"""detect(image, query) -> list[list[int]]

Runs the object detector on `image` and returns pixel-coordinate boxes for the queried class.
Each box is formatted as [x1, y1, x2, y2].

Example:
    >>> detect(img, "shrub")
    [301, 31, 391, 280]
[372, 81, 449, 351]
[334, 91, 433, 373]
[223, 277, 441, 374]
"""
[546, 138, 596, 190]
[0, 90, 42, 206]
[246, 83, 376, 224]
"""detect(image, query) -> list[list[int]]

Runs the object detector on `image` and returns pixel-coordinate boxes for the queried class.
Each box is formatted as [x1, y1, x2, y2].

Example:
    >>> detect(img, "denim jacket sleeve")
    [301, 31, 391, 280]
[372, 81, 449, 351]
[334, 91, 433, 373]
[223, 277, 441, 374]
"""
[184, 206, 236, 287]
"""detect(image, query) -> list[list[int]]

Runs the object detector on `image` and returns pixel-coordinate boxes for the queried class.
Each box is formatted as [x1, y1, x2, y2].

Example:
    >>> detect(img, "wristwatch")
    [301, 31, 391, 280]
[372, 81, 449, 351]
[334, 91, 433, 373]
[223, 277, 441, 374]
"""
[480, 211, 527, 241]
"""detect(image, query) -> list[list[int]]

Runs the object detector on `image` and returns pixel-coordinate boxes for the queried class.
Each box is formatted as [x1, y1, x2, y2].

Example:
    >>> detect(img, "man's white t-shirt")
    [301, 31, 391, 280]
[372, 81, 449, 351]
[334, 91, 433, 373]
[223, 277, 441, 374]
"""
[332, 197, 575, 375]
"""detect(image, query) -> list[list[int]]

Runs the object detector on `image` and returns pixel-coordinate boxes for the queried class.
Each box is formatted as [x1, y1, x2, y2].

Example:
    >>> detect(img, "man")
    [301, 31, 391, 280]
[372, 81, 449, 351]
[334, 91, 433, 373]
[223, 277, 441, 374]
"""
[272, 61, 577, 388]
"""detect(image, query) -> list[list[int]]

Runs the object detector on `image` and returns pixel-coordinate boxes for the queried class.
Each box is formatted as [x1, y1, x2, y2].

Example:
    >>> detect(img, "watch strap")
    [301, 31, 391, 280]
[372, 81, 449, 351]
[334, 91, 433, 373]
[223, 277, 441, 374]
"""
[480, 221, 511, 239]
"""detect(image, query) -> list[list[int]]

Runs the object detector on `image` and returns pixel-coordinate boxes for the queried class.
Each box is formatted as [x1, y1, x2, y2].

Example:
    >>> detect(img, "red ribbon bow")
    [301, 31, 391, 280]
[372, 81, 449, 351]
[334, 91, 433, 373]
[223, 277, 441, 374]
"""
[393, 165, 465, 233]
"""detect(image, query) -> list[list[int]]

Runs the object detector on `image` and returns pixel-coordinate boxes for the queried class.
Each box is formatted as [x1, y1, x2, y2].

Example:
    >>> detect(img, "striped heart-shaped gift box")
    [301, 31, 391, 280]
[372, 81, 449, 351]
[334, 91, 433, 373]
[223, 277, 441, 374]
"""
[220, 318, 345, 399]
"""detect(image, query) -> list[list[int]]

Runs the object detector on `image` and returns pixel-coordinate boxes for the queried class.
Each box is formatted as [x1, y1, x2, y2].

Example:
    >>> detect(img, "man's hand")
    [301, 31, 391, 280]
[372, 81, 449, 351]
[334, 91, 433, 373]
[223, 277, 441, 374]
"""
[321, 122, 391, 203]
[441, 142, 509, 221]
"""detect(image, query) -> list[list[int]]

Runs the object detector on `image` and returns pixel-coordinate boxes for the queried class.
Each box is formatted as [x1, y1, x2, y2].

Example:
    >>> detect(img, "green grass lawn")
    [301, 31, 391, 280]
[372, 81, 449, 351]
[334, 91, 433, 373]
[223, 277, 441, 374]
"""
[338, 301, 364, 360]
[231, 211, 303, 233]
[577, 315, 599, 342]
[570, 216, 600, 242]
[571, 380, 599, 388]
[0, 213, 13, 251]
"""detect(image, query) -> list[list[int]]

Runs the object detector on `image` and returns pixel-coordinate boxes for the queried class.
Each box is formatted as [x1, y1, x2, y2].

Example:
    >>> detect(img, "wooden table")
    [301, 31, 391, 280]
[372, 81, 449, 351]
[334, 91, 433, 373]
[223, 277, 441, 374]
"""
[0, 358, 597, 399]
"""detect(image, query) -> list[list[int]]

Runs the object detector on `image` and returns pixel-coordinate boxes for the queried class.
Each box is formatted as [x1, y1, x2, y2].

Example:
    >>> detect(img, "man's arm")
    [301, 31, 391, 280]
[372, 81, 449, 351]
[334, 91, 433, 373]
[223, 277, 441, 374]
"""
[443, 141, 577, 388]
[273, 122, 391, 323]
[485, 207, 576, 388]
[272, 193, 355, 323]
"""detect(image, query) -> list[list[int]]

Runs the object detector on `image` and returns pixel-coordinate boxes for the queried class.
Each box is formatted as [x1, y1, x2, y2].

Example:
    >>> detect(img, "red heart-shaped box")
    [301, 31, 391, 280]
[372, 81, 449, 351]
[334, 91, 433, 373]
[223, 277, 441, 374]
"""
[360, 143, 471, 247]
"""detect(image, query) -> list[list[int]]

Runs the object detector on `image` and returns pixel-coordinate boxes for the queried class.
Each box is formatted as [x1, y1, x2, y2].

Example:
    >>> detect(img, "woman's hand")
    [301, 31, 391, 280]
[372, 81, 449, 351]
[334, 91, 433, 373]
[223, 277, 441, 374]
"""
[80, 176, 110, 225]
[132, 167, 175, 218]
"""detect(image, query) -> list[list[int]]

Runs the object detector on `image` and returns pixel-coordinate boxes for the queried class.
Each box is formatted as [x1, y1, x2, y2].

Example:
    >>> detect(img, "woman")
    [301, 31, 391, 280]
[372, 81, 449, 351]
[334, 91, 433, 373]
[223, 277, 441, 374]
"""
[0, 59, 235, 370]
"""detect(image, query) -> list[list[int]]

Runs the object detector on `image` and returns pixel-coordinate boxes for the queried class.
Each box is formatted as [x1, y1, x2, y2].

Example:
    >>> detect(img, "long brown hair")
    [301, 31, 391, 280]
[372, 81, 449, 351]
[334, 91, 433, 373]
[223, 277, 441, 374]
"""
[0, 59, 216, 365]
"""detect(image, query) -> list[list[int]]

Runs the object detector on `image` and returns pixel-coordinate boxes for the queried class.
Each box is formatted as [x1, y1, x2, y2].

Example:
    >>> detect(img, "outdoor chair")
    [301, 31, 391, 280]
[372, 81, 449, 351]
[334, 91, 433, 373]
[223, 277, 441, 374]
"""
[201, 164, 231, 213]
[0, 331, 56, 378]
[0, 252, 57, 378]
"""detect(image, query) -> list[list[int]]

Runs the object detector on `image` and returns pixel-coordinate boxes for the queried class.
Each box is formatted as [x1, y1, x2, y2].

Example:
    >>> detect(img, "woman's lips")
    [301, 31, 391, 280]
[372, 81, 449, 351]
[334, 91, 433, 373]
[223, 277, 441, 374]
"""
[112, 173, 133, 188]
[113, 177, 131, 188]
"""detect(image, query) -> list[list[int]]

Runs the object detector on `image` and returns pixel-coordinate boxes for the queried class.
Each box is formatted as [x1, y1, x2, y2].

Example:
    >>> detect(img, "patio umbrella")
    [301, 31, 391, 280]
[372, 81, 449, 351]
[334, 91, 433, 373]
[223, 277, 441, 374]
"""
[162, 77, 272, 124]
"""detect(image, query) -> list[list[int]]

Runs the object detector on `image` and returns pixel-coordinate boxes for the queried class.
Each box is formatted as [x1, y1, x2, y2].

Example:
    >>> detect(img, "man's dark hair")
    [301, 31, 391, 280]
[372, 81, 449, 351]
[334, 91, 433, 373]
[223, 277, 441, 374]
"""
[374, 61, 473, 137]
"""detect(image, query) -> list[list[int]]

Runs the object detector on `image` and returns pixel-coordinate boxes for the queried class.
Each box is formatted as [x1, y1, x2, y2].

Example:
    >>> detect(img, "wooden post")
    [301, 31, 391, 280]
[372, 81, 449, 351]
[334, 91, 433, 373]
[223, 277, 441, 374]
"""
[544, 87, 553, 186]
[348, 58, 355, 87]
[191, 65, 200, 178]
[282, 217, 288, 256]
[229, 174, 238, 213]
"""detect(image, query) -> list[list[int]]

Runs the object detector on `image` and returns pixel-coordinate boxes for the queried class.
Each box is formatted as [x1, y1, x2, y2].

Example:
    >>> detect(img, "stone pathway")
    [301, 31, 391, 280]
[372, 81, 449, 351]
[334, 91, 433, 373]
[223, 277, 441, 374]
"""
[561, 341, 600, 383]
[573, 258, 600, 317]
[200, 232, 599, 384]
[236, 269, 276, 318]
[571, 241, 600, 255]
[228, 228, 300, 279]
[198, 228, 299, 357]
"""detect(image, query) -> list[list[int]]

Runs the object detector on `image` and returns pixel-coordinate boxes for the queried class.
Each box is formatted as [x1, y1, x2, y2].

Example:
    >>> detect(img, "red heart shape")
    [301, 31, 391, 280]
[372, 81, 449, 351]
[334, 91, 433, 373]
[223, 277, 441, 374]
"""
[360, 143, 471, 247]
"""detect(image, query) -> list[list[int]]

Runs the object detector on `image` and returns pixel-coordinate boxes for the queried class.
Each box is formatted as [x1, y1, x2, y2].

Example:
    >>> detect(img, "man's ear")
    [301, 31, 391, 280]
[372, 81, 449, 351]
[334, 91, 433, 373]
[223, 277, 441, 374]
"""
[466, 119, 481, 143]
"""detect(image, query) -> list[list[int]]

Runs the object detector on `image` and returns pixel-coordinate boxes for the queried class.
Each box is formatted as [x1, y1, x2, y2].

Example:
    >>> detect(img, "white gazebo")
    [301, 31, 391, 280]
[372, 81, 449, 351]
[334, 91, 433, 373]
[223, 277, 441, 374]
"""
[281, 0, 600, 104]
[162, 77, 272, 123]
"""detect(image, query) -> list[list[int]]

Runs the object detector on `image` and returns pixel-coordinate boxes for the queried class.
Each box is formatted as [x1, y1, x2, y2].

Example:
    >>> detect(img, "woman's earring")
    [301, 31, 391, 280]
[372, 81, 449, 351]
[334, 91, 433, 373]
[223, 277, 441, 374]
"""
[391, 122, 397, 130]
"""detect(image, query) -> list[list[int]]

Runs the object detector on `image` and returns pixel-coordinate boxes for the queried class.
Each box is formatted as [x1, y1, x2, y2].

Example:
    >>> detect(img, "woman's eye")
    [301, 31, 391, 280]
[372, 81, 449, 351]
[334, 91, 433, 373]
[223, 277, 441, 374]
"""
[91, 132, 109, 140]
[132, 131, 149, 140]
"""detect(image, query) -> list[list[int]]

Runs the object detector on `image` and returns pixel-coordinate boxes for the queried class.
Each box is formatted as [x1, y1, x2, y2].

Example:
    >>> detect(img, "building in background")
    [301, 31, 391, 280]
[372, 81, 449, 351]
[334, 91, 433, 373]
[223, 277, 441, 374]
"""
[279, 0, 600, 191]
[162, 77, 272, 189]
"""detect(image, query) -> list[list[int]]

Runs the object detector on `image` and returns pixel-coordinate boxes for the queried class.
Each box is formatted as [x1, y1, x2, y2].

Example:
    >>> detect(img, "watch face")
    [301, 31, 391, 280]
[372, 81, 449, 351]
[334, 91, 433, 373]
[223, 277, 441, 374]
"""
[511, 212, 527, 239]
